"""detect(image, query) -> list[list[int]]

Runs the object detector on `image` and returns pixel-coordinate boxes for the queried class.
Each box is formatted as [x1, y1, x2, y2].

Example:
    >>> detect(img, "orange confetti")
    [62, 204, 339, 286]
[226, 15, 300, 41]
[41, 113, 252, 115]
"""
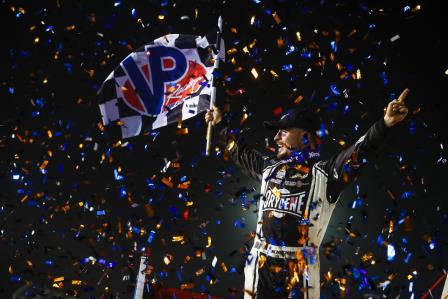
[227, 48, 237, 55]
[40, 160, 49, 170]
[176, 128, 189, 135]
[144, 204, 154, 218]
[272, 12, 281, 24]
[163, 254, 173, 265]
[170, 162, 181, 168]
[118, 217, 122, 234]
[221, 262, 228, 272]
[404, 216, 413, 232]
[177, 181, 191, 190]
[240, 113, 249, 125]
[172, 236, 184, 242]
[294, 95, 304, 104]
[161, 177, 174, 188]
[276, 37, 284, 47]
[87, 69, 95, 78]
[180, 283, 195, 290]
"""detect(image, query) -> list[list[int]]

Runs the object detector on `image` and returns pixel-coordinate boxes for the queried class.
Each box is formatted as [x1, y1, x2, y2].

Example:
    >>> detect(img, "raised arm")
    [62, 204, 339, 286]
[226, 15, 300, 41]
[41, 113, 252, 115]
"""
[322, 88, 410, 202]
[205, 106, 265, 181]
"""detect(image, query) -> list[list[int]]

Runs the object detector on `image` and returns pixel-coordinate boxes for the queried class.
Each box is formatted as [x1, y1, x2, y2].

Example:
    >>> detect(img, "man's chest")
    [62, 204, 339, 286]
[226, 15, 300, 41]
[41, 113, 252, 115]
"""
[261, 163, 314, 219]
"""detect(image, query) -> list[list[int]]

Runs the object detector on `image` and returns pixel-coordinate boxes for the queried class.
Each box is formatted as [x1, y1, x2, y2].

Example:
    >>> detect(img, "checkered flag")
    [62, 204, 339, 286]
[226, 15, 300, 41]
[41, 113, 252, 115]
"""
[98, 32, 224, 139]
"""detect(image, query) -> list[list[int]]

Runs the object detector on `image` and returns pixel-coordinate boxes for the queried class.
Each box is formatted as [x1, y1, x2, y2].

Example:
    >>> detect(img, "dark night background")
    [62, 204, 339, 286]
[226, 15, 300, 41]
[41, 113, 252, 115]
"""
[0, 0, 446, 298]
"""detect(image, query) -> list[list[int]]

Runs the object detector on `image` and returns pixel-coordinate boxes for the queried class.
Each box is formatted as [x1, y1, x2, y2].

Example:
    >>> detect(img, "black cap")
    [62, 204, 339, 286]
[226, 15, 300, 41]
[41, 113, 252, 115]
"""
[263, 108, 320, 133]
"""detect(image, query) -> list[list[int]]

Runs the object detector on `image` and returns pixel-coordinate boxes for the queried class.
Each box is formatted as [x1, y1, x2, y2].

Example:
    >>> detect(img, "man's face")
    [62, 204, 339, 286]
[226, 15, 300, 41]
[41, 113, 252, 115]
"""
[274, 127, 309, 159]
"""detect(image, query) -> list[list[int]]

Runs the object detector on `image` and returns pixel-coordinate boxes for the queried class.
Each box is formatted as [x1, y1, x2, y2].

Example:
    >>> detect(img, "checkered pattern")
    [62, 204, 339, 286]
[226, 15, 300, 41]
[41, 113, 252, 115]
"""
[97, 33, 224, 139]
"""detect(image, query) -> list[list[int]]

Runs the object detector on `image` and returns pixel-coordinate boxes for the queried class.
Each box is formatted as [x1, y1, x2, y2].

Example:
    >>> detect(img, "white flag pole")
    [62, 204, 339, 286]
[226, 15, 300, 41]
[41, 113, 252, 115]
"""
[133, 254, 147, 299]
[205, 16, 223, 157]
[441, 271, 448, 299]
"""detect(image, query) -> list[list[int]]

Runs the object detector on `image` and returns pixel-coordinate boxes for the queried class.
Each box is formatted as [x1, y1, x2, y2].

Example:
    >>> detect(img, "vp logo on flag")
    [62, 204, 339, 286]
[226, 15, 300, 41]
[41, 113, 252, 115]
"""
[98, 33, 221, 139]
[119, 46, 208, 116]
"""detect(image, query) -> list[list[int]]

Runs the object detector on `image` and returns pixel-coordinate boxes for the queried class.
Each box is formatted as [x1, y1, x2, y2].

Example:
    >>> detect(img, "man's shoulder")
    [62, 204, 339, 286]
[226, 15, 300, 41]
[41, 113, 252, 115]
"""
[262, 155, 281, 168]
[312, 160, 333, 178]
[263, 155, 278, 163]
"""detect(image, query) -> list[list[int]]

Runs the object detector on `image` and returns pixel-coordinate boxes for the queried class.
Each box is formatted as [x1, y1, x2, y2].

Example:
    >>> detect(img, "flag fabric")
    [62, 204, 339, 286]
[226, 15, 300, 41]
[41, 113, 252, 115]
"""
[98, 33, 224, 139]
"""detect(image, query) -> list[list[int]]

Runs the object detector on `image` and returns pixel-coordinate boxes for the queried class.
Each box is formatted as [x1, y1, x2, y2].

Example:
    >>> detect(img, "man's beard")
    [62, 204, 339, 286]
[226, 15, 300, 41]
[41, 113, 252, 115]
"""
[276, 146, 291, 159]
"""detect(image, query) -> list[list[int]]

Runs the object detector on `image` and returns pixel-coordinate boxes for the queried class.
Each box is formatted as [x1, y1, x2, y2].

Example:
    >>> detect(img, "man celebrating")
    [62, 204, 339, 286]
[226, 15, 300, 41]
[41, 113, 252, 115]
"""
[205, 88, 409, 299]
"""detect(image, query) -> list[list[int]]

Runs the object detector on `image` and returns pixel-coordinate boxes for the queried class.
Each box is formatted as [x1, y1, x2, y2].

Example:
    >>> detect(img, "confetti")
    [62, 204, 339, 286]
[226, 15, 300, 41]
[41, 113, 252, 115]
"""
[1, 1, 442, 298]
[250, 68, 259, 79]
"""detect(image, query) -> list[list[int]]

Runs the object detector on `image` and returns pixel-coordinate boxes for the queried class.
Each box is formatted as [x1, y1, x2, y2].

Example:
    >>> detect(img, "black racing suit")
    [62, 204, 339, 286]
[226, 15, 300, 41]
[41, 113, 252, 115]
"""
[217, 118, 391, 299]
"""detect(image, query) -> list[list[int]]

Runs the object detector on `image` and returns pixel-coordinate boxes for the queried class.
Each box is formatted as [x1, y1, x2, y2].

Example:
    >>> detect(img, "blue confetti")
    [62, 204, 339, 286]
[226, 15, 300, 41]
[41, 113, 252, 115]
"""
[44, 260, 54, 266]
[285, 45, 296, 55]
[64, 63, 73, 74]
[146, 177, 156, 190]
[380, 71, 388, 85]
[10, 275, 22, 283]
[377, 234, 384, 245]
[330, 84, 341, 95]
[330, 41, 337, 52]
[401, 191, 413, 200]
[387, 244, 396, 261]
[114, 169, 124, 180]
[429, 241, 435, 250]
[408, 119, 416, 134]
[148, 230, 156, 244]
[301, 51, 311, 59]
[281, 64, 293, 71]
[404, 252, 412, 263]
[234, 219, 245, 228]
[119, 186, 127, 198]
[35, 98, 45, 107]
[107, 262, 116, 268]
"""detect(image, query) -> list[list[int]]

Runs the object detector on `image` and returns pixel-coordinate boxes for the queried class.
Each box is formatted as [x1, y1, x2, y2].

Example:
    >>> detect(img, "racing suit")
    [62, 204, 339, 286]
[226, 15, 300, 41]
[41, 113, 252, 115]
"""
[217, 118, 391, 299]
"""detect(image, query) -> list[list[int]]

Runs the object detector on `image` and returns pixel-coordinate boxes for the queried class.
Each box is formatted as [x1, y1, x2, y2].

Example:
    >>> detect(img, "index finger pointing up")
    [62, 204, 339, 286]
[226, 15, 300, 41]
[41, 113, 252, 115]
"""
[397, 88, 410, 103]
